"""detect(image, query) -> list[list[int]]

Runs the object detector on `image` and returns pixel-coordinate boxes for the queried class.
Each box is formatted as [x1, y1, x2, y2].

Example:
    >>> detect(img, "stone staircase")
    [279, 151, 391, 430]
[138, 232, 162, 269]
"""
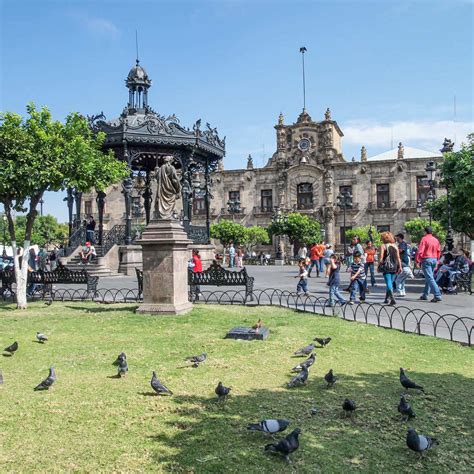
[65, 245, 117, 277]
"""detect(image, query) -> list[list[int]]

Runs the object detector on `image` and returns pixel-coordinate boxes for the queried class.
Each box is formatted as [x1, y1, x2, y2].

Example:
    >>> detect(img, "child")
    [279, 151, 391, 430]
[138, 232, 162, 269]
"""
[328, 254, 347, 307]
[349, 251, 366, 303]
[295, 259, 310, 296]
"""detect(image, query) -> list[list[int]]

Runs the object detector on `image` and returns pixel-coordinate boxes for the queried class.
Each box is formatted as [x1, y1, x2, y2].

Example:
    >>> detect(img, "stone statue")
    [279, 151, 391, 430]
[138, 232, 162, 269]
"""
[397, 142, 404, 160]
[247, 154, 254, 169]
[154, 155, 181, 219]
[278, 112, 284, 126]
[325, 108, 331, 120]
[361, 146, 367, 162]
[440, 138, 454, 153]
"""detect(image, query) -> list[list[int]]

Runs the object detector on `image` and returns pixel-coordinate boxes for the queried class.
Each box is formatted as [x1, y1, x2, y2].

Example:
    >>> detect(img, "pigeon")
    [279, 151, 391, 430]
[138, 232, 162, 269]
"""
[36, 332, 48, 343]
[288, 366, 309, 387]
[252, 319, 263, 332]
[185, 352, 207, 367]
[117, 358, 128, 377]
[247, 419, 289, 434]
[400, 368, 424, 393]
[406, 428, 438, 457]
[342, 398, 356, 417]
[291, 353, 316, 372]
[34, 367, 56, 391]
[313, 337, 332, 347]
[4, 341, 18, 355]
[215, 381, 231, 400]
[150, 371, 173, 396]
[324, 369, 337, 388]
[293, 344, 315, 357]
[398, 395, 416, 421]
[265, 428, 301, 463]
[112, 352, 127, 366]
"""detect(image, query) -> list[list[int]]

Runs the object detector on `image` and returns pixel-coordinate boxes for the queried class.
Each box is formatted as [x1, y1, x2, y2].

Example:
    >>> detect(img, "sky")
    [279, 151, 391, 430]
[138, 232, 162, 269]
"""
[1, 0, 472, 222]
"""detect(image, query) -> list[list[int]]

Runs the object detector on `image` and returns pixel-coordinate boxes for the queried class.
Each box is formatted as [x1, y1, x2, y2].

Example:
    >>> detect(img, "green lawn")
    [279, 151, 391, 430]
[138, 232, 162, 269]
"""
[0, 302, 472, 473]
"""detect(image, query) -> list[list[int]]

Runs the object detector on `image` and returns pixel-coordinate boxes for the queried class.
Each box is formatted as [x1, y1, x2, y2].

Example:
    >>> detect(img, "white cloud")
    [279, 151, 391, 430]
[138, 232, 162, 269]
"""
[342, 119, 474, 152]
[79, 15, 121, 39]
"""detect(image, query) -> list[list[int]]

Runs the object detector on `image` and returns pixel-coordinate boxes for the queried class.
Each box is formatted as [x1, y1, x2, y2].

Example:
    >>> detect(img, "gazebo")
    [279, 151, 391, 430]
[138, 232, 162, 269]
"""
[68, 59, 225, 249]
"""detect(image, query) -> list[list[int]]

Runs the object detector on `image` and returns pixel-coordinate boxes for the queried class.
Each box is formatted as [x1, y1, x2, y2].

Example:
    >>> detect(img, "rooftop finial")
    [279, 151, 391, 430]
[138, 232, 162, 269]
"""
[135, 30, 139, 65]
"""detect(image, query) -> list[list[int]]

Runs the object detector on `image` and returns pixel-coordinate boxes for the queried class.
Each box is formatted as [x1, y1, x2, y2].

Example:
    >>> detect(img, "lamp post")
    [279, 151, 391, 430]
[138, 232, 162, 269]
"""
[336, 190, 353, 259]
[440, 138, 455, 252]
[227, 198, 241, 221]
[416, 198, 423, 217]
[425, 160, 437, 226]
[272, 207, 287, 260]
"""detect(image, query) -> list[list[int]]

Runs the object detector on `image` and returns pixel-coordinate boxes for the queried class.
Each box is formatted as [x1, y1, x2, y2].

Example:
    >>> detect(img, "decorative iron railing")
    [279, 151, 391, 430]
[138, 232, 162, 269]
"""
[188, 225, 209, 244]
[101, 225, 127, 256]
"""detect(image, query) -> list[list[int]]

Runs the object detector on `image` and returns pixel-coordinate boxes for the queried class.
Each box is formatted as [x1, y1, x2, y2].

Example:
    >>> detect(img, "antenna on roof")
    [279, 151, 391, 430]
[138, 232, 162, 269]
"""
[135, 30, 139, 64]
[299, 47, 307, 111]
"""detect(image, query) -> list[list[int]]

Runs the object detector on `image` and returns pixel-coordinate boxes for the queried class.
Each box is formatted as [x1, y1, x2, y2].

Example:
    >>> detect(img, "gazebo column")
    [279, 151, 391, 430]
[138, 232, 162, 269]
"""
[122, 177, 133, 245]
[96, 190, 106, 246]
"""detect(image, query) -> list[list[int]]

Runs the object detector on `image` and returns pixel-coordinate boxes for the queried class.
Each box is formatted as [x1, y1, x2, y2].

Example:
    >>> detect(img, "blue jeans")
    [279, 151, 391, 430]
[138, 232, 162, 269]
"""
[395, 266, 412, 292]
[329, 284, 346, 306]
[297, 278, 308, 294]
[318, 259, 325, 273]
[86, 230, 95, 244]
[229, 254, 235, 268]
[308, 259, 319, 276]
[350, 279, 366, 301]
[421, 258, 442, 299]
[364, 262, 376, 287]
[383, 273, 397, 292]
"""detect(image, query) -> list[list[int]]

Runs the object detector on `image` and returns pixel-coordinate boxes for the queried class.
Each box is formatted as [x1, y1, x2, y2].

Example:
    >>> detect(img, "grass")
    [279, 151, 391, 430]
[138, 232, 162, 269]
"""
[0, 302, 473, 473]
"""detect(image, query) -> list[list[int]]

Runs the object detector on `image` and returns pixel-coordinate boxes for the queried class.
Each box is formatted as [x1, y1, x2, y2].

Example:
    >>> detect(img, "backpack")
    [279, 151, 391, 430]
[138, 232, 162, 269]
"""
[379, 244, 397, 273]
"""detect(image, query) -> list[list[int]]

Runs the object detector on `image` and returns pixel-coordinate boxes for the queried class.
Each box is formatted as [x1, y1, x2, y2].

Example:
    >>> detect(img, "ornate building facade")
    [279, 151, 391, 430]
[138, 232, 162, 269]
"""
[192, 108, 442, 247]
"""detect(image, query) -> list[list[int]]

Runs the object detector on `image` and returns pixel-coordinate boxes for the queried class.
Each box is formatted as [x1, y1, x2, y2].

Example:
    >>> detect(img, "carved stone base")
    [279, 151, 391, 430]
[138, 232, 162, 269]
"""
[118, 245, 142, 275]
[136, 218, 193, 316]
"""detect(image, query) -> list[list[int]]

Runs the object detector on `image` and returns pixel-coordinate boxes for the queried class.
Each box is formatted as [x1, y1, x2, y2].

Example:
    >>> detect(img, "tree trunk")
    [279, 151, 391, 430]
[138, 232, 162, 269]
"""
[12, 240, 29, 309]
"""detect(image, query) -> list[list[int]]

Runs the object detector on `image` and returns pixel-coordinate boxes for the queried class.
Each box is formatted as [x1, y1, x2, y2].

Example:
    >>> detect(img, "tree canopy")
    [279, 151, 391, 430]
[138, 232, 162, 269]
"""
[14, 215, 68, 247]
[268, 213, 321, 245]
[210, 221, 270, 249]
[345, 225, 382, 247]
[404, 218, 446, 244]
[428, 134, 474, 239]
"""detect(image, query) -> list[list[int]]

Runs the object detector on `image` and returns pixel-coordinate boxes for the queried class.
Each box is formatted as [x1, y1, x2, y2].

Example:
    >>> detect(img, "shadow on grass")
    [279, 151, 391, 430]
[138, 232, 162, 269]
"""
[146, 371, 474, 472]
[64, 305, 138, 314]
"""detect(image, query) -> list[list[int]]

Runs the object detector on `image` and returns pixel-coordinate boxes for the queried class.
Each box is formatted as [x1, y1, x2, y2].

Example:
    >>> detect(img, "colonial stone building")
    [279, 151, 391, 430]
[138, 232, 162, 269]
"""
[192, 108, 442, 247]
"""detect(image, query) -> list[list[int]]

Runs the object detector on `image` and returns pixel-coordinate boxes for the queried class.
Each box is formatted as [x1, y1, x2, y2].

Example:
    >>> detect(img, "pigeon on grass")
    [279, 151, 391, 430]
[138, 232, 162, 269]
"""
[406, 428, 438, 457]
[34, 367, 56, 391]
[117, 359, 128, 377]
[265, 428, 301, 463]
[185, 352, 207, 368]
[324, 369, 337, 388]
[150, 371, 173, 396]
[400, 368, 424, 393]
[247, 419, 289, 434]
[293, 344, 314, 357]
[398, 395, 416, 421]
[342, 398, 356, 417]
[36, 332, 48, 343]
[4, 341, 18, 355]
[215, 381, 231, 401]
[112, 352, 127, 366]
[252, 319, 263, 333]
[313, 337, 332, 347]
[291, 353, 315, 372]
[287, 366, 309, 388]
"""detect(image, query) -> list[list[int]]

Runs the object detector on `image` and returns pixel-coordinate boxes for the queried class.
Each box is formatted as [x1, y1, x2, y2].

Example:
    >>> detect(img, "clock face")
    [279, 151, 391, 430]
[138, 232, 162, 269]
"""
[298, 138, 311, 151]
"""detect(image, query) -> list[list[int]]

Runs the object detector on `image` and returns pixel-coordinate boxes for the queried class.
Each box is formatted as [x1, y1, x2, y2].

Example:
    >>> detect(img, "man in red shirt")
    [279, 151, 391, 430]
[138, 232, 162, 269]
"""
[416, 226, 442, 302]
[308, 242, 321, 277]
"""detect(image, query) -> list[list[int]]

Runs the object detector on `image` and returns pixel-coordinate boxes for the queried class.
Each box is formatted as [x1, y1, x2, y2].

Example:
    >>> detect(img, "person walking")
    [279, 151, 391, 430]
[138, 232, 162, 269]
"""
[394, 233, 413, 297]
[416, 226, 442, 302]
[323, 244, 334, 277]
[298, 244, 308, 260]
[348, 251, 366, 303]
[345, 243, 354, 268]
[364, 241, 377, 288]
[295, 259, 309, 296]
[328, 254, 347, 307]
[308, 242, 321, 277]
[228, 243, 236, 268]
[378, 232, 402, 305]
[191, 248, 203, 300]
[26, 247, 38, 297]
[236, 246, 243, 268]
[317, 241, 326, 274]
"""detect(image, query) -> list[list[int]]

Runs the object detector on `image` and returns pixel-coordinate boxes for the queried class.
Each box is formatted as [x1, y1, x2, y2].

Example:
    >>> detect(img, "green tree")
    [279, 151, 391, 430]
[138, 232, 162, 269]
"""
[404, 217, 446, 244]
[0, 104, 128, 309]
[428, 134, 474, 239]
[345, 225, 382, 247]
[210, 220, 247, 246]
[242, 226, 270, 252]
[15, 215, 68, 247]
[268, 213, 321, 245]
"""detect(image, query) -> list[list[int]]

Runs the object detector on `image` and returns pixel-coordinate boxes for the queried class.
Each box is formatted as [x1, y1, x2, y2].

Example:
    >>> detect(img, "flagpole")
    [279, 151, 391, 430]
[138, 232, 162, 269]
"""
[299, 47, 307, 111]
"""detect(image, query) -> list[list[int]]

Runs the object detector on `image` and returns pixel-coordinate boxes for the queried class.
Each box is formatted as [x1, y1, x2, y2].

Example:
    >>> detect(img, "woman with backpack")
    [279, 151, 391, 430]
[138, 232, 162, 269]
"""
[378, 231, 402, 305]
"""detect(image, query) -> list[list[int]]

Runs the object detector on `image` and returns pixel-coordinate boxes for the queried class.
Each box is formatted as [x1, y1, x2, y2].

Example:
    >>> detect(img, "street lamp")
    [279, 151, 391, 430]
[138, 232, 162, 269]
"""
[227, 198, 241, 221]
[425, 160, 437, 226]
[440, 138, 455, 251]
[272, 207, 287, 259]
[336, 190, 353, 259]
[416, 198, 423, 217]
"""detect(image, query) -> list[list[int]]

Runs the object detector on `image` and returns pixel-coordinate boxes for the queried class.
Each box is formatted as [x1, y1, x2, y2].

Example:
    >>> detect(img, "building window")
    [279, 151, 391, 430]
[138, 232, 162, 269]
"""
[340, 226, 352, 244]
[417, 176, 430, 203]
[228, 190, 240, 202]
[339, 185, 352, 197]
[193, 190, 206, 215]
[377, 225, 390, 233]
[297, 183, 313, 210]
[376, 184, 390, 208]
[84, 200, 92, 216]
[260, 189, 273, 212]
[131, 197, 142, 217]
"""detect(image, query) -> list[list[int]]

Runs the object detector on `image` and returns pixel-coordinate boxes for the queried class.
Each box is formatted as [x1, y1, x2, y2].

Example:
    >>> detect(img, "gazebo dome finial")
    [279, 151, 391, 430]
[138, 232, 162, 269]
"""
[125, 59, 152, 111]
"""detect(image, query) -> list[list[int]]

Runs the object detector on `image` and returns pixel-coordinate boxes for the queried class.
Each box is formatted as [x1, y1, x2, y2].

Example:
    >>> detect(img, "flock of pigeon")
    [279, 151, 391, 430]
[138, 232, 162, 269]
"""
[1, 325, 438, 465]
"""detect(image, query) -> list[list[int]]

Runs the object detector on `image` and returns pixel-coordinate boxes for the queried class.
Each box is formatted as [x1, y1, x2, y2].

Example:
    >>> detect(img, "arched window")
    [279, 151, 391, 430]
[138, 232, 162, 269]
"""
[297, 183, 313, 210]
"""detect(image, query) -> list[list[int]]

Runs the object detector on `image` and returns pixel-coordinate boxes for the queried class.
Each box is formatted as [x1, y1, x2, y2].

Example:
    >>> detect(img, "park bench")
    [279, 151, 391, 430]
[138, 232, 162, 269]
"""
[188, 260, 255, 302]
[1, 265, 99, 299]
[452, 264, 473, 295]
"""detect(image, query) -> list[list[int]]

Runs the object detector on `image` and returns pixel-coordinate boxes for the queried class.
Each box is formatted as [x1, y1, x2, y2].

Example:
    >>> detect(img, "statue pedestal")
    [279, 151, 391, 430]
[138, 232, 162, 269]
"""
[136, 219, 193, 315]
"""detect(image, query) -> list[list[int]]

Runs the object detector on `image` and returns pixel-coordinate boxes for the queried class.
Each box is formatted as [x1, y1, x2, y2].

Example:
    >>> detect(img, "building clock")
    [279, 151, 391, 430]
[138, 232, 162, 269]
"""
[298, 138, 311, 152]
